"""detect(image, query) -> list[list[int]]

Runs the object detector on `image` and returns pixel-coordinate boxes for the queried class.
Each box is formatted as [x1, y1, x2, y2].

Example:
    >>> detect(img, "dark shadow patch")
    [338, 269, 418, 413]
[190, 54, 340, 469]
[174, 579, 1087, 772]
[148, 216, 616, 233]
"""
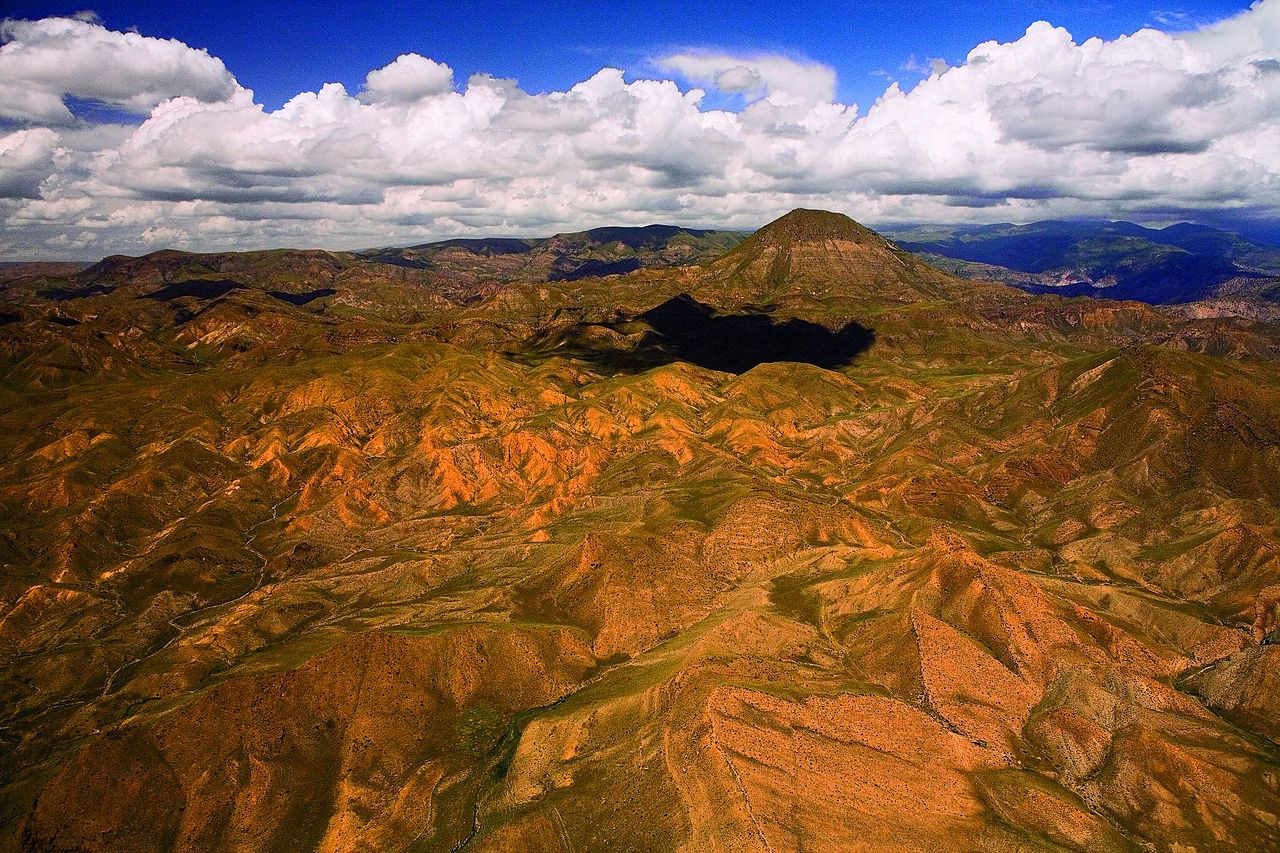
[140, 279, 245, 301]
[366, 238, 532, 266]
[580, 224, 711, 249]
[46, 314, 80, 326]
[268, 288, 337, 306]
[549, 258, 642, 281]
[38, 284, 115, 301]
[426, 237, 532, 255]
[533, 294, 875, 375]
[0, 310, 22, 325]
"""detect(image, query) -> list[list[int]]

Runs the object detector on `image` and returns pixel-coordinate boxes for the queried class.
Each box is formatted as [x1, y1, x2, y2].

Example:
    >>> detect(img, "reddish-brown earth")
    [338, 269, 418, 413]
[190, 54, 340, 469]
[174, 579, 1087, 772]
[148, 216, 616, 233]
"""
[2, 210, 1279, 851]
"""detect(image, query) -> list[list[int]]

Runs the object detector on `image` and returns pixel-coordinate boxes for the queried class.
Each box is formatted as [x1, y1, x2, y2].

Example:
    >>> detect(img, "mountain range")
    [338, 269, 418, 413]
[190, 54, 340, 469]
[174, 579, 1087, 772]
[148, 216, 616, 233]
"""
[15, 215, 1280, 318]
[359, 224, 748, 293]
[3, 210, 1280, 851]
[884, 219, 1280, 313]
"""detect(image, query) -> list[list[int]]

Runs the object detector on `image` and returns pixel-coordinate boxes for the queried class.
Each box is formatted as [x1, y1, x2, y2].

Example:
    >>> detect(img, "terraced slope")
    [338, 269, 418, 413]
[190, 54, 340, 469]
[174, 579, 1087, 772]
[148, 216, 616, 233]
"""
[2, 211, 1279, 851]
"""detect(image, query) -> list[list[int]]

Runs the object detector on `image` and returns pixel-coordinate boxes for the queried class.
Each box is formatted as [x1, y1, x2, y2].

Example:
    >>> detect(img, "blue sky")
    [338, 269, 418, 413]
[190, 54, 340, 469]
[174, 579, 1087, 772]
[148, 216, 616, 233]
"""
[7, 0, 1254, 110]
[1, 1, 1277, 257]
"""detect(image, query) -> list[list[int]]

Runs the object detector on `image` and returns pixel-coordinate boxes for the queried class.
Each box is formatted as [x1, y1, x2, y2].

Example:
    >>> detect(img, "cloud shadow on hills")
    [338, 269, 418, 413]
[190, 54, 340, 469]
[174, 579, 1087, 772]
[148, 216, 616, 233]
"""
[39, 283, 115, 301]
[549, 257, 643, 281]
[535, 294, 875, 375]
[140, 279, 245, 301]
[268, 287, 336, 306]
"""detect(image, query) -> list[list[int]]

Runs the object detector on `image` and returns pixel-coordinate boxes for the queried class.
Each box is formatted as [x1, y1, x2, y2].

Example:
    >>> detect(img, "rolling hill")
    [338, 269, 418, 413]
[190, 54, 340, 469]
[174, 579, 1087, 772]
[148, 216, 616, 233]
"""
[360, 224, 748, 290]
[2, 210, 1280, 851]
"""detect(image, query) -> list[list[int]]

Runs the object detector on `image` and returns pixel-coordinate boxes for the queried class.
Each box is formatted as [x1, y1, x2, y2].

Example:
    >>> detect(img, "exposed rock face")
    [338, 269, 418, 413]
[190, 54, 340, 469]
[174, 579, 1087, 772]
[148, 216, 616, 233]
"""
[3, 210, 1280, 851]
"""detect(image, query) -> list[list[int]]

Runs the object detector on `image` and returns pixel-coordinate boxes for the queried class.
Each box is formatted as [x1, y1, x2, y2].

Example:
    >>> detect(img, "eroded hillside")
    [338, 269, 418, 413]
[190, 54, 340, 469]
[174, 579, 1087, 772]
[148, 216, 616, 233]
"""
[2, 211, 1279, 851]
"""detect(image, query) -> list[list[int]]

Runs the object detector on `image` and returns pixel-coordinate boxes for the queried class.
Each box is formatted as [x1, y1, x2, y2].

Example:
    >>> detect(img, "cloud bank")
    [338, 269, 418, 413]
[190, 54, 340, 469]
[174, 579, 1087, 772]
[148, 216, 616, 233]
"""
[1, 1, 1278, 258]
[0, 16, 236, 125]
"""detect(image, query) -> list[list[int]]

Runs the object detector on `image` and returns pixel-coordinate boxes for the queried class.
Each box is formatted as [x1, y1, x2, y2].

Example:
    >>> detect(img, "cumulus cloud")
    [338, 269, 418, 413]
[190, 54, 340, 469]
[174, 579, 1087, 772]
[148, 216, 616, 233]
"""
[0, 128, 59, 198]
[0, 16, 236, 124]
[968, 20, 1280, 155]
[1, 3, 1279, 259]
[655, 52, 837, 102]
[361, 53, 454, 103]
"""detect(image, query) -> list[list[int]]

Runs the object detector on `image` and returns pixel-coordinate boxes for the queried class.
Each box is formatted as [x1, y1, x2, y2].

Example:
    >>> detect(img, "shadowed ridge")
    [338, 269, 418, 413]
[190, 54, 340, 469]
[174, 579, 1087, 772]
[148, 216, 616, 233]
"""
[576, 223, 721, 249]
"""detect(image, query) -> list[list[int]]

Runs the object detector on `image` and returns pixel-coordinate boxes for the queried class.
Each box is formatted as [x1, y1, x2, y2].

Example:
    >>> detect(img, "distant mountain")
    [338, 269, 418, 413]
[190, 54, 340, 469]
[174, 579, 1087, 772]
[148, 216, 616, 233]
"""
[883, 220, 1280, 305]
[0, 261, 91, 283]
[360, 223, 747, 288]
[2, 226, 749, 327]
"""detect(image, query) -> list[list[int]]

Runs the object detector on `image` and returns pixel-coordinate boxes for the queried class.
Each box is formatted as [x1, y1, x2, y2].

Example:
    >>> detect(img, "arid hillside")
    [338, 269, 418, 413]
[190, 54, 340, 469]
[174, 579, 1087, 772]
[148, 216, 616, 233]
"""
[3, 210, 1279, 851]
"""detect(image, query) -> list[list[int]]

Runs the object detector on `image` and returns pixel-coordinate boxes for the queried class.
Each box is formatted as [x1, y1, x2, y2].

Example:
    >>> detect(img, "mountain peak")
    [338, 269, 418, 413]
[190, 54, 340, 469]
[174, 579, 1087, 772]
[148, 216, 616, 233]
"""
[704, 207, 966, 304]
[750, 209, 884, 246]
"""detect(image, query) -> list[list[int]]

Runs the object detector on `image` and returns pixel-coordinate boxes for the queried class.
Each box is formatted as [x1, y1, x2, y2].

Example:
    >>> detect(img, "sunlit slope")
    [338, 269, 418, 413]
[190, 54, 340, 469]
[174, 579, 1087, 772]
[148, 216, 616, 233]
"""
[3, 211, 1280, 851]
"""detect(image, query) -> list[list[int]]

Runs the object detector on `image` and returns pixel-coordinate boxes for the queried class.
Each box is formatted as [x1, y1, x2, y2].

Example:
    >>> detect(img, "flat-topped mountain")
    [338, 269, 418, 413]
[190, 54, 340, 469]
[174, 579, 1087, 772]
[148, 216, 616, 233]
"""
[3, 211, 1280, 851]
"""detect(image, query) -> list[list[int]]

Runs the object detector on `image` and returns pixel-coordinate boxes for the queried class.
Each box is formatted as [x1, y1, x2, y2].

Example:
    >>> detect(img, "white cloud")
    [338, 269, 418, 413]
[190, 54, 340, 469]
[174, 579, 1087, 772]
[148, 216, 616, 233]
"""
[970, 20, 1280, 155]
[361, 53, 454, 103]
[655, 51, 837, 102]
[0, 128, 59, 198]
[0, 16, 236, 125]
[1184, 0, 1280, 54]
[1, 4, 1279, 259]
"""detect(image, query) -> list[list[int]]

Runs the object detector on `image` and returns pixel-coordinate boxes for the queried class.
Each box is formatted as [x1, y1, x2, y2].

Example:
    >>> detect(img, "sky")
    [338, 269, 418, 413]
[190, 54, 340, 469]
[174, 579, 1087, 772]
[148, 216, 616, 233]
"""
[0, 0, 1277, 258]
